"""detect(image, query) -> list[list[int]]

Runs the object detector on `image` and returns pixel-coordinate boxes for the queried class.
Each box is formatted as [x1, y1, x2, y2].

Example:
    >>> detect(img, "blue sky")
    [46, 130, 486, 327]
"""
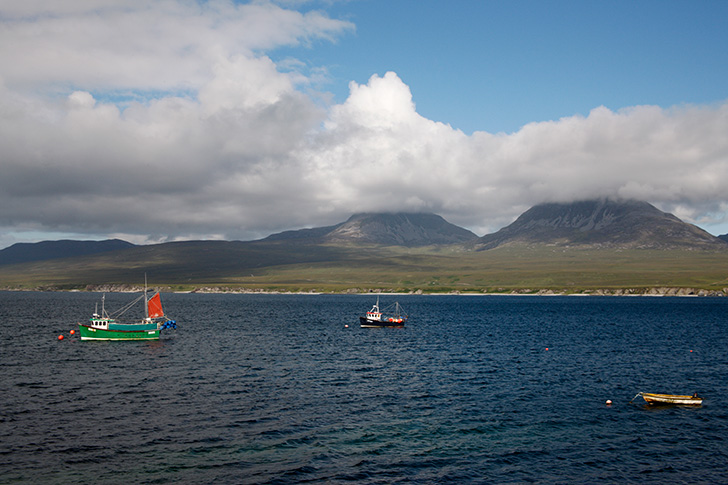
[274, 0, 728, 134]
[1, 0, 728, 248]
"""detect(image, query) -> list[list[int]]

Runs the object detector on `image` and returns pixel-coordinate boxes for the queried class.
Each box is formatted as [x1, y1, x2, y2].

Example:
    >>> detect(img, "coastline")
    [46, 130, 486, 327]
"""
[1, 285, 726, 297]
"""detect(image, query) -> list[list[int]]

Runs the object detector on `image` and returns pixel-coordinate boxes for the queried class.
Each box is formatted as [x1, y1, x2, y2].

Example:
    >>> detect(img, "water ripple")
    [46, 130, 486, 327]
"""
[1, 293, 728, 483]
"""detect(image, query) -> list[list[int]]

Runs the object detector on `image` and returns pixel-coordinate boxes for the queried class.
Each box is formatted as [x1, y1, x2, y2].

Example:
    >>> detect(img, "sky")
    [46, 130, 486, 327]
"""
[1, 0, 728, 249]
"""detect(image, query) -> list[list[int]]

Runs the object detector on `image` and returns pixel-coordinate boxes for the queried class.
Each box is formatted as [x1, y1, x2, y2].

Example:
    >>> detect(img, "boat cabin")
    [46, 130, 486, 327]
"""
[366, 303, 382, 321]
[89, 315, 114, 329]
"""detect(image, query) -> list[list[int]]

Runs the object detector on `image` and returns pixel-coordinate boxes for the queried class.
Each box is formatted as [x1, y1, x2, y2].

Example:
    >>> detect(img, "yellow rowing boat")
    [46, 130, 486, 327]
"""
[633, 392, 702, 405]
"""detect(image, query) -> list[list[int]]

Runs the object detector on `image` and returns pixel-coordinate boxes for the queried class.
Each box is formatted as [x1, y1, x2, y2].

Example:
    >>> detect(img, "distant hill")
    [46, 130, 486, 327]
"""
[265, 212, 478, 246]
[3, 206, 728, 292]
[0, 239, 136, 266]
[471, 199, 728, 251]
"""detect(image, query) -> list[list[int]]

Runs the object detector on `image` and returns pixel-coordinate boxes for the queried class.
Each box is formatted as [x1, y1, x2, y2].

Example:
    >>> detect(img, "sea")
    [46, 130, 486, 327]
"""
[1, 291, 727, 483]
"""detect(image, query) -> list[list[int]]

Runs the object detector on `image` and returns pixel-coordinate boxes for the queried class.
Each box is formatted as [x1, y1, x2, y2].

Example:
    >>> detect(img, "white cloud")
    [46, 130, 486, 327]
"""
[2, 1, 728, 249]
[0, 1, 352, 93]
[306, 74, 728, 235]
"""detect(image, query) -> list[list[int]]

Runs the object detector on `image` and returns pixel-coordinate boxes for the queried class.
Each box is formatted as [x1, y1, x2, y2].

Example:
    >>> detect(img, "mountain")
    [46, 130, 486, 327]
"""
[0, 239, 136, 266]
[472, 199, 728, 251]
[265, 212, 478, 246]
[2, 206, 728, 292]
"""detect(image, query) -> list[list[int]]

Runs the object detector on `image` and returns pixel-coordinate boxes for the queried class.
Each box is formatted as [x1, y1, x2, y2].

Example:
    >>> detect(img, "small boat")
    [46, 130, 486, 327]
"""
[360, 297, 408, 327]
[78, 283, 177, 341]
[632, 392, 703, 406]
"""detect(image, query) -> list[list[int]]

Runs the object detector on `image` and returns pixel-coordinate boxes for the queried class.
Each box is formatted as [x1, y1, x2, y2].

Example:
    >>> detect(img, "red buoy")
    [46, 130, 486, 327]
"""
[58, 335, 64, 340]
[70, 330, 75, 335]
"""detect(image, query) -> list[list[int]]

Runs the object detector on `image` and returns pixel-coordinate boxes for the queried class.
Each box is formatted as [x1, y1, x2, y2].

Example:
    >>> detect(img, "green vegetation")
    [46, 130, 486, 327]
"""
[1, 241, 728, 294]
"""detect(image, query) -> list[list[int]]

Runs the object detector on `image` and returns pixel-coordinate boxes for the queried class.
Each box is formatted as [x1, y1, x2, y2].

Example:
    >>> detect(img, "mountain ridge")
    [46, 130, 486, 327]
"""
[0, 239, 135, 266]
[265, 212, 478, 246]
[2, 203, 728, 292]
[2, 202, 727, 279]
[471, 199, 727, 251]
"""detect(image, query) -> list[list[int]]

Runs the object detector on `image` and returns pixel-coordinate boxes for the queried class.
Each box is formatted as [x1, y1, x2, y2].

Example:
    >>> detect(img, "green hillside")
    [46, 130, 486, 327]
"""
[2, 241, 727, 294]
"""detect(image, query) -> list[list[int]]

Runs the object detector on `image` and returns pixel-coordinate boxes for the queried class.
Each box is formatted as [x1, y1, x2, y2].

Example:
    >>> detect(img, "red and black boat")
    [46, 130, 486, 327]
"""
[360, 297, 408, 327]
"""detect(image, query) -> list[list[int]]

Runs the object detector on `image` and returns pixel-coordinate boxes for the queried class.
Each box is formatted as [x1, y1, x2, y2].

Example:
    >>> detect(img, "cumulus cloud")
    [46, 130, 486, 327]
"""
[306, 74, 728, 236]
[1, 1, 728, 249]
[0, 0, 349, 93]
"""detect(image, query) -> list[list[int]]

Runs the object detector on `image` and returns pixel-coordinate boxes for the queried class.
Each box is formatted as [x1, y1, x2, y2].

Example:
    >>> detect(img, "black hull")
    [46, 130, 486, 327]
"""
[359, 316, 405, 327]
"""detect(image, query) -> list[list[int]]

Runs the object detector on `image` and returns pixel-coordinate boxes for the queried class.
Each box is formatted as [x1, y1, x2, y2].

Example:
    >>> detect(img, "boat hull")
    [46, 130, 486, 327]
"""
[641, 393, 702, 405]
[359, 316, 405, 328]
[78, 324, 160, 341]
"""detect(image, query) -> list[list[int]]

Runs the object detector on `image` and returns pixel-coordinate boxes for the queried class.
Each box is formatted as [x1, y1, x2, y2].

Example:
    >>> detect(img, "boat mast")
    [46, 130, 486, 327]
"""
[144, 273, 149, 319]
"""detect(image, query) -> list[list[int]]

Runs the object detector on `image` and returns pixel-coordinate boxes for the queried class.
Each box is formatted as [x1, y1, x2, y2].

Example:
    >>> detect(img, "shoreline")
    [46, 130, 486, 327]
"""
[1, 286, 726, 297]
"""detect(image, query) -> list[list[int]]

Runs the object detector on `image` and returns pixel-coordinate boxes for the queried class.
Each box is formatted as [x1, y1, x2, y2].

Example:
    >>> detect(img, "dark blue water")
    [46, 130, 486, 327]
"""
[2, 292, 728, 483]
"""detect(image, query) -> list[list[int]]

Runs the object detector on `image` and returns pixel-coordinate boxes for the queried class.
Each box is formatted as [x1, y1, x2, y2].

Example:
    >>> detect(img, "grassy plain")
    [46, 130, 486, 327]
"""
[1, 242, 727, 293]
[211, 246, 728, 293]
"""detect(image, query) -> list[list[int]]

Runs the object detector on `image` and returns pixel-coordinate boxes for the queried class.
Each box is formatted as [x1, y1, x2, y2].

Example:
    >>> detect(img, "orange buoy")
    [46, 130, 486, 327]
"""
[606, 400, 613, 405]
[58, 335, 64, 340]
[70, 329, 75, 335]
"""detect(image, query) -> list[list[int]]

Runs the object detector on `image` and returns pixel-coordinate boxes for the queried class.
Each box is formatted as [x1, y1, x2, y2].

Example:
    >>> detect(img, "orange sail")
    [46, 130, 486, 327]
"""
[147, 292, 164, 318]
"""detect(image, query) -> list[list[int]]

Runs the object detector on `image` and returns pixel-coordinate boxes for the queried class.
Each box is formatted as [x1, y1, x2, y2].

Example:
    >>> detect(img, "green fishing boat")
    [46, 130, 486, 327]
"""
[78, 285, 177, 341]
